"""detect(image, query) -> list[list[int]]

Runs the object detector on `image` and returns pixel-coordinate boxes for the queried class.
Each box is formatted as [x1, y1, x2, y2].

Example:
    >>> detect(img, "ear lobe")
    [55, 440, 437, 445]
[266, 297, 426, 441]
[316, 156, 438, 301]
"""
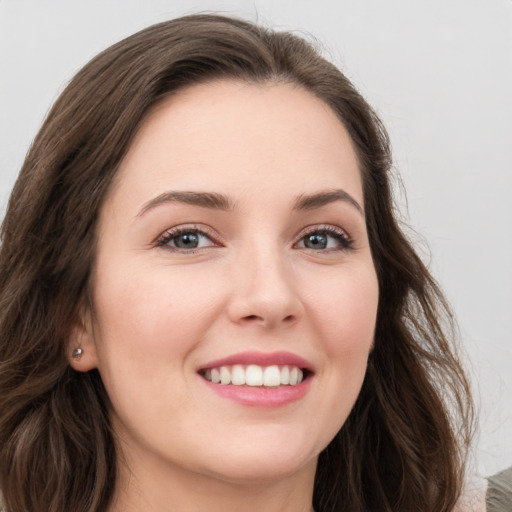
[67, 310, 99, 372]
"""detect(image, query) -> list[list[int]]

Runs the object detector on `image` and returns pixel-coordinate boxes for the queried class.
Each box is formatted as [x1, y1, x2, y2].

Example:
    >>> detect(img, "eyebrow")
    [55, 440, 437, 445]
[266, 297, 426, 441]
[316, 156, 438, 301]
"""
[293, 189, 364, 216]
[137, 188, 363, 218]
[137, 191, 234, 217]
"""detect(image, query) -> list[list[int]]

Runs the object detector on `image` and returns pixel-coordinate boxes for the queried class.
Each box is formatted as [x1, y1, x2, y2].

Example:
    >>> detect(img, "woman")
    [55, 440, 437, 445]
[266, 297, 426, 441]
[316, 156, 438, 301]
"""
[0, 14, 475, 512]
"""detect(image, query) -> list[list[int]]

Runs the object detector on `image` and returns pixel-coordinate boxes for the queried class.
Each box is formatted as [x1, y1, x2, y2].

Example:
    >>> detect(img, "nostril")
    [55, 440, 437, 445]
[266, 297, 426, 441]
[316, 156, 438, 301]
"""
[243, 314, 263, 322]
[241, 314, 296, 325]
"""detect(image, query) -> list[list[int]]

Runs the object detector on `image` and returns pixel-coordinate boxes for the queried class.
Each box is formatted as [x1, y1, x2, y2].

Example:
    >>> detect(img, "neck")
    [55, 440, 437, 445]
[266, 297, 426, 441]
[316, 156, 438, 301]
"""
[109, 448, 317, 512]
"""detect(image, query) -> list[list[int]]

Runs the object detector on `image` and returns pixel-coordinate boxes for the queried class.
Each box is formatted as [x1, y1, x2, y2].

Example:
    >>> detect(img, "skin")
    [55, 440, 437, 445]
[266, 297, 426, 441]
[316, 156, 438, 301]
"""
[70, 80, 379, 512]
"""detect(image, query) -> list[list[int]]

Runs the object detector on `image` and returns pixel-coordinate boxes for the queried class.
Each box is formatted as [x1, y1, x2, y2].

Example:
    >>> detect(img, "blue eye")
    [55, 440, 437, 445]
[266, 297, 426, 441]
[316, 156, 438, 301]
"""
[303, 233, 329, 249]
[296, 227, 352, 251]
[158, 228, 215, 251]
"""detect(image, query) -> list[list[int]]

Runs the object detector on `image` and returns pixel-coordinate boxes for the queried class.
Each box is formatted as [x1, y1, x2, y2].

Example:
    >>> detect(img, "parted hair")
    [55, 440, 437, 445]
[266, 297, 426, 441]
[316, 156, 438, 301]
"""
[0, 14, 473, 512]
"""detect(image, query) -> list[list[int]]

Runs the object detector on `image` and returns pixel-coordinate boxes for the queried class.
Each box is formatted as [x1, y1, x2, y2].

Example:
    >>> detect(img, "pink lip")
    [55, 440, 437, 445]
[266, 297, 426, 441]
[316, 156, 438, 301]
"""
[197, 351, 313, 408]
[198, 351, 313, 371]
[201, 378, 311, 408]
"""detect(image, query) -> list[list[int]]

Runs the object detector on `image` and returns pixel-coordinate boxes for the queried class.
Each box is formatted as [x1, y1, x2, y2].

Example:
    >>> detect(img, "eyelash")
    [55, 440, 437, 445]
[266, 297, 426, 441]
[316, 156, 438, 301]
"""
[156, 225, 219, 253]
[156, 224, 353, 253]
[294, 225, 353, 252]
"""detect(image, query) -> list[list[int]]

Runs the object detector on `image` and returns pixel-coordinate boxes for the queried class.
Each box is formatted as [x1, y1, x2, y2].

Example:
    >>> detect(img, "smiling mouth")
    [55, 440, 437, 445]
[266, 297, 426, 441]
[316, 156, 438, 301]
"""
[199, 364, 309, 387]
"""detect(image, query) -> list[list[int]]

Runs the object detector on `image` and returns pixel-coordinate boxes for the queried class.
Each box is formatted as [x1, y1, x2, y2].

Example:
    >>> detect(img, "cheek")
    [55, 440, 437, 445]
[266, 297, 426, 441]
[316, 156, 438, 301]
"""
[287, 263, 378, 452]
[304, 263, 378, 400]
[308, 263, 378, 350]
[89, 261, 229, 428]
[90, 260, 226, 373]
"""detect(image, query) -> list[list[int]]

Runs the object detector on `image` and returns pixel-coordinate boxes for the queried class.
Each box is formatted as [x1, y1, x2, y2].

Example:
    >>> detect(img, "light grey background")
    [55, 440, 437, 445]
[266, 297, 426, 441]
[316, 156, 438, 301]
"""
[1, 0, 511, 477]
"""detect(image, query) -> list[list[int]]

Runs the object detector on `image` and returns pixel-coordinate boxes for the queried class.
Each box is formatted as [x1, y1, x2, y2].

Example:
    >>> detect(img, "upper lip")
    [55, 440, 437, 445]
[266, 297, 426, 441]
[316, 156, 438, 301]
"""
[198, 351, 314, 372]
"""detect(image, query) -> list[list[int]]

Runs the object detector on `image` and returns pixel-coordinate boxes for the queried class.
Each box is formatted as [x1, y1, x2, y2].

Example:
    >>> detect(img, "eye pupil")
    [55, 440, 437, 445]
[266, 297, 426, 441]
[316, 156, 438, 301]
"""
[175, 233, 199, 249]
[304, 233, 327, 249]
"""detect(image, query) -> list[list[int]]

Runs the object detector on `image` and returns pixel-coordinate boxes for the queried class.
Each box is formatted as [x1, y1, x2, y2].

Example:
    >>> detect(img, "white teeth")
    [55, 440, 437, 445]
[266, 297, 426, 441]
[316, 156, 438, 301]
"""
[220, 366, 231, 385]
[290, 368, 304, 386]
[280, 365, 290, 385]
[246, 365, 263, 386]
[231, 364, 245, 385]
[211, 368, 221, 384]
[289, 367, 298, 385]
[263, 365, 281, 387]
[202, 364, 306, 387]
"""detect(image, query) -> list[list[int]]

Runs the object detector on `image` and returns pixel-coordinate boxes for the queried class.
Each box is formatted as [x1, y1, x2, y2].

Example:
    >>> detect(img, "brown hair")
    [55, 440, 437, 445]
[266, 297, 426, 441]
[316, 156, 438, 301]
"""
[0, 14, 474, 512]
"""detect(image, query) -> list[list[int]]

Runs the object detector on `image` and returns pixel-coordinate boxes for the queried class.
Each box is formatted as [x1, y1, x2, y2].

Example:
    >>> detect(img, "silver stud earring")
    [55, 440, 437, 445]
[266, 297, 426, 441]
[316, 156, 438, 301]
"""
[72, 347, 83, 359]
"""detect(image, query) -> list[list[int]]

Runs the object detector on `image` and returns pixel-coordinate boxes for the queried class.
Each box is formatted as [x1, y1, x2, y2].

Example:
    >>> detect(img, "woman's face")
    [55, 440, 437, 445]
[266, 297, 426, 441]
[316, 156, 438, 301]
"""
[75, 80, 379, 486]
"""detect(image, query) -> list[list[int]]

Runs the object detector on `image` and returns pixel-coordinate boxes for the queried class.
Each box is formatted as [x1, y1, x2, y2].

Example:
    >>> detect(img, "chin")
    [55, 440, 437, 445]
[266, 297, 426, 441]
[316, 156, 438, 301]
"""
[206, 453, 316, 485]
[194, 429, 321, 484]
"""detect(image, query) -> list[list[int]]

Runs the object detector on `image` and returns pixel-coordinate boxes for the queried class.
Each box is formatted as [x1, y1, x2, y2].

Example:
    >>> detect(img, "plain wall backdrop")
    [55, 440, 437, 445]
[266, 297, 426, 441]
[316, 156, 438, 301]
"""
[1, 0, 511, 478]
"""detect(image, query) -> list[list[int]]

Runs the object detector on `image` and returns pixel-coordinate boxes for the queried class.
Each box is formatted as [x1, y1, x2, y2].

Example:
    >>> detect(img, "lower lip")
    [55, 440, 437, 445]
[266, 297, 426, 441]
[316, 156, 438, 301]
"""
[201, 377, 312, 407]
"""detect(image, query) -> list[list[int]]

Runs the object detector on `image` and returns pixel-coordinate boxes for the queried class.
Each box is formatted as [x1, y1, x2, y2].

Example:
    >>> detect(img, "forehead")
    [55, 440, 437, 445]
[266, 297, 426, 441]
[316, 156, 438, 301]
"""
[109, 79, 363, 212]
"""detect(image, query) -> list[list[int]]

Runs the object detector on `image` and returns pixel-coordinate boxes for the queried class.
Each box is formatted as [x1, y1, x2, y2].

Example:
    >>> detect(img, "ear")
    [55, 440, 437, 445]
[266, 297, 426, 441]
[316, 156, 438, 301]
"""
[67, 308, 99, 372]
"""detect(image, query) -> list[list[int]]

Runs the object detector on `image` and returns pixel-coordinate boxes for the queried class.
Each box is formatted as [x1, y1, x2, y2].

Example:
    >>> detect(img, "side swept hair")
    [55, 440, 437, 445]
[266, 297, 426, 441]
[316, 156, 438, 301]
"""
[0, 14, 473, 512]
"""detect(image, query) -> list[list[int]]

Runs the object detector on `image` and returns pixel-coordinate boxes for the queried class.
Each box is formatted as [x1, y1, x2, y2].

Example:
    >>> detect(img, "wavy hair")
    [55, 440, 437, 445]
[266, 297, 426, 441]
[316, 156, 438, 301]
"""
[0, 14, 474, 512]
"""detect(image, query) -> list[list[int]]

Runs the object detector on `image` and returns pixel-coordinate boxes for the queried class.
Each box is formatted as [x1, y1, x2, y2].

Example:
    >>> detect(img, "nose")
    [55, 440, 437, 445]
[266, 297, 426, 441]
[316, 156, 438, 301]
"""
[226, 245, 304, 329]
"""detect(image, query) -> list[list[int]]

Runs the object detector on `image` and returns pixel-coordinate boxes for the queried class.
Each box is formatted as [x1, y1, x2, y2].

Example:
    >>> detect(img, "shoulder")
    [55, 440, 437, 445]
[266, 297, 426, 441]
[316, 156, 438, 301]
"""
[457, 466, 512, 512]
[486, 466, 512, 512]
[454, 476, 488, 512]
